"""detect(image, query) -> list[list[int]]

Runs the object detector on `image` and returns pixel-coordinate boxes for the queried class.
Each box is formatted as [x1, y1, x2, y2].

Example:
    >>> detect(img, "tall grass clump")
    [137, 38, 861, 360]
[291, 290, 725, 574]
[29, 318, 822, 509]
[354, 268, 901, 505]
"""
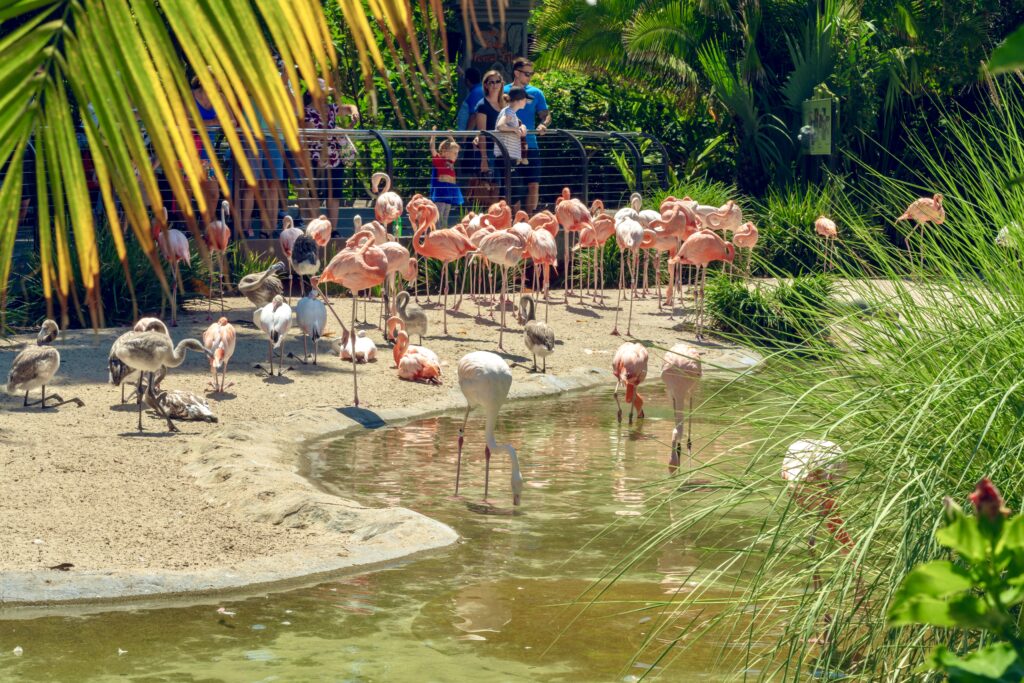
[754, 183, 837, 275]
[591, 80, 1024, 680]
[704, 274, 833, 349]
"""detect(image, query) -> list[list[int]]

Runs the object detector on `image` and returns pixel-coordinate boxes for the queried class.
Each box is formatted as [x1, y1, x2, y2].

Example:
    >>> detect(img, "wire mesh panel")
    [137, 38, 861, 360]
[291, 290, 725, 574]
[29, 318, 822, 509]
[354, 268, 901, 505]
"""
[7, 126, 673, 251]
[635, 132, 673, 195]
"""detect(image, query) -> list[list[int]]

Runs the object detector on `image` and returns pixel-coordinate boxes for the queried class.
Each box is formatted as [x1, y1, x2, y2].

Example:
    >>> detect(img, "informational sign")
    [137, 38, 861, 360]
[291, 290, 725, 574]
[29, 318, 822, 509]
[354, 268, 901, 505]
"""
[802, 98, 833, 156]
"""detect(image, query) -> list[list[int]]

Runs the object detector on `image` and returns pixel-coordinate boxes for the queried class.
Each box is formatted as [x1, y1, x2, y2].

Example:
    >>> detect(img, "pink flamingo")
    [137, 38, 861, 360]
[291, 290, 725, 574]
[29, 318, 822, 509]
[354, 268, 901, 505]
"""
[306, 214, 333, 265]
[410, 196, 474, 334]
[612, 341, 648, 424]
[154, 208, 190, 327]
[554, 188, 592, 298]
[205, 200, 231, 317]
[661, 343, 702, 473]
[897, 193, 944, 267]
[814, 216, 838, 271]
[525, 226, 557, 311]
[279, 215, 304, 303]
[671, 230, 735, 340]
[612, 216, 644, 336]
[314, 239, 388, 406]
[388, 317, 442, 385]
[640, 227, 682, 313]
[481, 200, 513, 231]
[696, 200, 743, 234]
[456, 351, 522, 507]
[372, 172, 404, 228]
[202, 316, 236, 392]
[529, 210, 559, 240]
[732, 221, 759, 277]
[477, 228, 525, 348]
[349, 228, 416, 324]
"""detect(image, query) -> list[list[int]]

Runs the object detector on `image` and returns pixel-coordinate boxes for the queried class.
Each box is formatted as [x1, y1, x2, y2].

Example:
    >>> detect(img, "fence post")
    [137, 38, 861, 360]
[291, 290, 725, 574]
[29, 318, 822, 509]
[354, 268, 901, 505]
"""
[366, 129, 394, 182]
[558, 130, 588, 204]
[611, 132, 643, 195]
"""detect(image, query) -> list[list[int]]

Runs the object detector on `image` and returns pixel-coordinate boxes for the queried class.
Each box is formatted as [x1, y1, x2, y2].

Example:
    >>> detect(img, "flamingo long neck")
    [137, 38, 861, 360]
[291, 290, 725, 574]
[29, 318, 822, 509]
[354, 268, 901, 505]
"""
[166, 339, 200, 368]
[396, 291, 409, 317]
[484, 409, 521, 496]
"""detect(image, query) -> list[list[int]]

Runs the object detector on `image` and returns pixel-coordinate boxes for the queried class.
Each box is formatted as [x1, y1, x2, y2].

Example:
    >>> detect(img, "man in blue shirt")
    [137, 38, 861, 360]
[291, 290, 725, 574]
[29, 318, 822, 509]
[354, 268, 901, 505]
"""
[457, 68, 484, 130]
[504, 57, 551, 212]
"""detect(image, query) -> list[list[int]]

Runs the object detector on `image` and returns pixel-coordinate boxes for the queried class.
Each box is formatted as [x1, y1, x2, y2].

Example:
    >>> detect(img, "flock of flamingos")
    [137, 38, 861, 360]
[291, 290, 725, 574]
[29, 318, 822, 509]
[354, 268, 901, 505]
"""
[5, 175, 947, 507]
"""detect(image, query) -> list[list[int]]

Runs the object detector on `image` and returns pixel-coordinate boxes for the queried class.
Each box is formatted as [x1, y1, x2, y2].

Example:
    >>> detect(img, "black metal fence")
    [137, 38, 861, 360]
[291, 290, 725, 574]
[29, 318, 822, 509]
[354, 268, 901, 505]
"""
[14, 127, 672, 242]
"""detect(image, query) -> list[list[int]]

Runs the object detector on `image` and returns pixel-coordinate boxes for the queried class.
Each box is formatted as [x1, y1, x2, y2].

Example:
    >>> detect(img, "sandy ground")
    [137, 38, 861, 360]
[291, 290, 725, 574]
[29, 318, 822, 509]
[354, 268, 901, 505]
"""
[0, 283, 724, 584]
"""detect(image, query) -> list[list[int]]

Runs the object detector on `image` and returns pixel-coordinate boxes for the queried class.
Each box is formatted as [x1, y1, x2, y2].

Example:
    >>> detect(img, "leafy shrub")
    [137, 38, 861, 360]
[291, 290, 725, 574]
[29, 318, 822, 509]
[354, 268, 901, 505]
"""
[704, 273, 833, 348]
[753, 183, 835, 275]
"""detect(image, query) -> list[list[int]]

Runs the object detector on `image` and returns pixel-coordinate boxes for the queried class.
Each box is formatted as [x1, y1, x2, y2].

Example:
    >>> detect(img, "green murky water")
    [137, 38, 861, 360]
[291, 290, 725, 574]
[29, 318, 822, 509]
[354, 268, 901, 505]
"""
[0, 380, 772, 682]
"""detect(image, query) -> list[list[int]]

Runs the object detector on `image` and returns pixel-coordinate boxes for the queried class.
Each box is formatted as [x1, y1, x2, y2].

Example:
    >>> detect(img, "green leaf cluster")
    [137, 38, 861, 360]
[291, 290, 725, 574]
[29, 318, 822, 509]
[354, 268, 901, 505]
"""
[888, 499, 1024, 681]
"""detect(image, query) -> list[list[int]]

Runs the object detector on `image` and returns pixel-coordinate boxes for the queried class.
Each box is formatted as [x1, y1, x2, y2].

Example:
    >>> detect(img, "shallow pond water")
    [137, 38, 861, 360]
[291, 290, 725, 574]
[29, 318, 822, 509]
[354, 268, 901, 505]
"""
[0, 379, 775, 682]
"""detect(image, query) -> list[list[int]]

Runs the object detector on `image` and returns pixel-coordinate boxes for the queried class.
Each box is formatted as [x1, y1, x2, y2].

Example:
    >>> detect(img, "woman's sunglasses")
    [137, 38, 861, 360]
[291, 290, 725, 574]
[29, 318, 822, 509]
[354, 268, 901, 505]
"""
[485, 80, 501, 85]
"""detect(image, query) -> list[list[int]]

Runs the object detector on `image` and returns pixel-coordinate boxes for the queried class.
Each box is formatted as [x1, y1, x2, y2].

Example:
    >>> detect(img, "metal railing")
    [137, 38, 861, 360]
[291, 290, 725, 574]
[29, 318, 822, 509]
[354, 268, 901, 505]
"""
[12, 127, 672, 242]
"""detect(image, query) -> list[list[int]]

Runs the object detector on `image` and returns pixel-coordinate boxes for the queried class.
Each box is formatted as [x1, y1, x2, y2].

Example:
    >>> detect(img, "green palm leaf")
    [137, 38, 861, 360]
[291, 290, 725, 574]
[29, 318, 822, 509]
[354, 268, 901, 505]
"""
[0, 0, 447, 329]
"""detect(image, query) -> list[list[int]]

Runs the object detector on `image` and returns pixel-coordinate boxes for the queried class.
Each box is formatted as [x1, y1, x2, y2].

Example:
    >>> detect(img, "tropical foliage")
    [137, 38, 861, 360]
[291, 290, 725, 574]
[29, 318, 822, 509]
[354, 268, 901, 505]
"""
[532, 0, 1023, 190]
[888, 479, 1024, 682]
[599, 78, 1024, 680]
[0, 0, 451, 329]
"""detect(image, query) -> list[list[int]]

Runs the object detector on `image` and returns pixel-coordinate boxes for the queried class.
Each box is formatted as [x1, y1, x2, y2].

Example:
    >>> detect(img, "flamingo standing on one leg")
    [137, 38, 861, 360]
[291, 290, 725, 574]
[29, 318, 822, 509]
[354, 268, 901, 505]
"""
[525, 227, 557, 318]
[897, 193, 944, 269]
[612, 342, 648, 424]
[661, 343, 702, 474]
[154, 208, 190, 327]
[732, 221, 759, 278]
[205, 200, 231, 317]
[814, 216, 838, 272]
[388, 318, 442, 384]
[455, 351, 522, 507]
[202, 316, 236, 392]
[314, 239, 388, 406]
[671, 230, 735, 341]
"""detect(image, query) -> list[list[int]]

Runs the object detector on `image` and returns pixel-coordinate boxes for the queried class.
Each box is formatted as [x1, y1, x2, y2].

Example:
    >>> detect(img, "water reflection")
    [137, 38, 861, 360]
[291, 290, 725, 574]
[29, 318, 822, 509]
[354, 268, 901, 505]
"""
[0, 383, 763, 682]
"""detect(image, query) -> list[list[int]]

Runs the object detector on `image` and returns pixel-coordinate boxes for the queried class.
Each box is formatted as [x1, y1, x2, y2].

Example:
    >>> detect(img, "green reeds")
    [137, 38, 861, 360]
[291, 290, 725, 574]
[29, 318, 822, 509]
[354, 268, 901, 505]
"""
[594, 80, 1024, 680]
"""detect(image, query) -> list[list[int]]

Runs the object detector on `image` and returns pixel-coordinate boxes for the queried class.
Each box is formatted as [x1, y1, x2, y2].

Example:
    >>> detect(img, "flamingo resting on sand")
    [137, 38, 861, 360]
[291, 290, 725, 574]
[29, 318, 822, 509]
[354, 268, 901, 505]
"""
[202, 317, 236, 392]
[661, 343, 702, 474]
[205, 200, 231, 317]
[612, 342, 648, 424]
[897, 193, 945, 268]
[814, 216, 838, 271]
[672, 230, 735, 340]
[456, 351, 522, 507]
[6, 320, 83, 410]
[389, 318, 442, 384]
[335, 330, 378, 364]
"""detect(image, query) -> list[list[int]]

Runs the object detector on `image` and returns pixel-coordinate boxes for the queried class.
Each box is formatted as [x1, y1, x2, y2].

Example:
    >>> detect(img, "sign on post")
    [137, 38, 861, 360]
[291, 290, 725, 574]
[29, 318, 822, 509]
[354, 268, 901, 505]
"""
[801, 97, 833, 156]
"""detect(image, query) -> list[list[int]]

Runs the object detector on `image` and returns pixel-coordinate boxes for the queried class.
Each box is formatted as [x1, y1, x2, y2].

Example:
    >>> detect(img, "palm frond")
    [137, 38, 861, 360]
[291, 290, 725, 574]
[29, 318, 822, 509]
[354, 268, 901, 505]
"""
[0, 0, 448, 328]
